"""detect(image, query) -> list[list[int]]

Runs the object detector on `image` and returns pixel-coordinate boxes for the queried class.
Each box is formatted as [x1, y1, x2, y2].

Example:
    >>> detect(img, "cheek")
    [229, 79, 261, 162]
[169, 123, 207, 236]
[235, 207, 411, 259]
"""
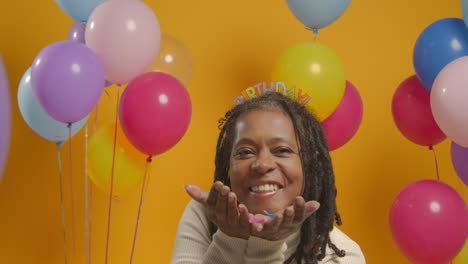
[228, 165, 248, 195]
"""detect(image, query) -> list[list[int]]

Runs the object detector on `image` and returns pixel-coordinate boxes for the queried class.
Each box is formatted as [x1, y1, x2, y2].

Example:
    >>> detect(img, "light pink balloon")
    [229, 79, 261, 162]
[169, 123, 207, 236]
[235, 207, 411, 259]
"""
[321, 81, 363, 151]
[431, 56, 468, 147]
[85, 0, 161, 84]
[389, 180, 468, 264]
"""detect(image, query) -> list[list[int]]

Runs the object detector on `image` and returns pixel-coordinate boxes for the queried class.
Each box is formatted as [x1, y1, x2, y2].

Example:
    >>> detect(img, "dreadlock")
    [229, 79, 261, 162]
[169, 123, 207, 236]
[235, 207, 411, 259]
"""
[210, 92, 345, 263]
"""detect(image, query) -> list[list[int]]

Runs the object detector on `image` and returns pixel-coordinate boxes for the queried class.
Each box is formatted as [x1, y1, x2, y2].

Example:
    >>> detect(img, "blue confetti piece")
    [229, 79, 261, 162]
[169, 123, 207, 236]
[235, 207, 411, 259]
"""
[263, 210, 275, 219]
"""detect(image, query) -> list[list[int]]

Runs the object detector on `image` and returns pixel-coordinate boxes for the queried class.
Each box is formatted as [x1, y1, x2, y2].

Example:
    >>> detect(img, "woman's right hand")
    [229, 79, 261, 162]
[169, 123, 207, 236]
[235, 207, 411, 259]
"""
[184, 181, 254, 239]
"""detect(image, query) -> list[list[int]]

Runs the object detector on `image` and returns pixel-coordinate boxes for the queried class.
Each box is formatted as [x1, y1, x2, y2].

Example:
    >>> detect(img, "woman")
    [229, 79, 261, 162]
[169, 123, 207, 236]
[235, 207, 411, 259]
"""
[171, 92, 365, 263]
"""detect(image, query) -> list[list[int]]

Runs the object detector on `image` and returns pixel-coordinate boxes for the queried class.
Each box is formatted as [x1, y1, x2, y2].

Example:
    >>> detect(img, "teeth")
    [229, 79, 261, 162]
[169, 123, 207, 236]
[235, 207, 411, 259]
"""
[251, 184, 279, 193]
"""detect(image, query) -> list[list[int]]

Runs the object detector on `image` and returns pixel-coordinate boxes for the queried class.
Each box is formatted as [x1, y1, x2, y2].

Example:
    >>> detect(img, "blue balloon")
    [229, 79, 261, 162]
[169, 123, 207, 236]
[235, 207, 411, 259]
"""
[55, 0, 105, 23]
[286, 0, 351, 31]
[413, 18, 468, 91]
[17, 68, 89, 144]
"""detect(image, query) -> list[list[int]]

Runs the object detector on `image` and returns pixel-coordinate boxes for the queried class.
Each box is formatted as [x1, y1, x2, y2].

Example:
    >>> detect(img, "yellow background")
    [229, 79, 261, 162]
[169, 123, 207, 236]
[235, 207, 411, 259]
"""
[0, 0, 467, 263]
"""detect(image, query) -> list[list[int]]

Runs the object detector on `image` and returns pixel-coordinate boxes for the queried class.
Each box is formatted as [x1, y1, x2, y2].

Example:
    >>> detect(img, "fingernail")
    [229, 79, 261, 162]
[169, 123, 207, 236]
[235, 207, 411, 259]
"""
[184, 184, 193, 191]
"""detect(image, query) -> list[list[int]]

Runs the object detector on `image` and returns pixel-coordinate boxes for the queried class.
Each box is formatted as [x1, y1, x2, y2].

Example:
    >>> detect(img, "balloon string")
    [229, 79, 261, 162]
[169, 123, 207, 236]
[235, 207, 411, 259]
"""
[57, 145, 68, 264]
[84, 124, 90, 264]
[89, 175, 93, 264]
[129, 155, 153, 264]
[105, 85, 121, 264]
[68, 124, 76, 255]
[429, 146, 440, 181]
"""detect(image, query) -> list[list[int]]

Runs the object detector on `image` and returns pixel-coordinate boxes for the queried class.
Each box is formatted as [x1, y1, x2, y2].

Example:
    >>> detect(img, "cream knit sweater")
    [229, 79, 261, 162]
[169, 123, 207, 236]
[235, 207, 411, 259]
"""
[171, 200, 366, 264]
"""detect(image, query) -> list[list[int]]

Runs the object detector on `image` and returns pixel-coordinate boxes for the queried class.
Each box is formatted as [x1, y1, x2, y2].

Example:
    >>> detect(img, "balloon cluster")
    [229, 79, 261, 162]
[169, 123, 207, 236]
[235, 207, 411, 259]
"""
[17, 0, 194, 196]
[270, 0, 362, 151]
[389, 5, 468, 263]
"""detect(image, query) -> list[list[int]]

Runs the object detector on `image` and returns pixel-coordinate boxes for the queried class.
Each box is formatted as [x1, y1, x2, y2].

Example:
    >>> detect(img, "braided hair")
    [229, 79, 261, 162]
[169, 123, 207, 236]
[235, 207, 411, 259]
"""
[210, 92, 345, 263]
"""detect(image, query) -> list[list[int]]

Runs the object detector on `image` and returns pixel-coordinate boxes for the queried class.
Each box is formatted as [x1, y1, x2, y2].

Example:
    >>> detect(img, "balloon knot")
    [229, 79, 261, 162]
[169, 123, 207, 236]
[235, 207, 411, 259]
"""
[429, 145, 433, 150]
[67, 123, 72, 128]
[146, 155, 153, 163]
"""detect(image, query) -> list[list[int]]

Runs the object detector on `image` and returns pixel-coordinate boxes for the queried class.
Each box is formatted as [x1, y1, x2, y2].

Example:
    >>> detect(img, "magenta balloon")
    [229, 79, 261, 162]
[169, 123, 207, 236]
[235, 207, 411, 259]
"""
[389, 180, 468, 264]
[31, 41, 105, 123]
[321, 81, 363, 151]
[392, 75, 446, 146]
[119, 72, 192, 156]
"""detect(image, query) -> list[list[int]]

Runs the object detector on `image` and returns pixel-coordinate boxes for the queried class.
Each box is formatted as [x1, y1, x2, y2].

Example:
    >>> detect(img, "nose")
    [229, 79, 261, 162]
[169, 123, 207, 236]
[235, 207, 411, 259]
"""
[251, 151, 276, 175]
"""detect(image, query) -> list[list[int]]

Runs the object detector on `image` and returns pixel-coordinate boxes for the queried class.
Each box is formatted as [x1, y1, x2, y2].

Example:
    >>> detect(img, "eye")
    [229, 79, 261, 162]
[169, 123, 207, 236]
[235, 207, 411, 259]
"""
[274, 147, 294, 156]
[234, 148, 254, 158]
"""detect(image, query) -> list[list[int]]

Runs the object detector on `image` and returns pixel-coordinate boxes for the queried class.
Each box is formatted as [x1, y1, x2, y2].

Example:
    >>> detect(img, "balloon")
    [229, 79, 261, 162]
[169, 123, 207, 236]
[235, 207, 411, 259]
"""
[453, 241, 468, 264]
[85, 0, 161, 84]
[119, 72, 192, 156]
[413, 18, 468, 91]
[389, 180, 468, 264]
[0, 55, 11, 180]
[31, 40, 105, 124]
[68, 21, 86, 43]
[431, 56, 468, 147]
[271, 42, 345, 121]
[321, 81, 363, 151]
[55, 0, 105, 23]
[18, 68, 88, 143]
[450, 142, 468, 186]
[286, 0, 351, 31]
[88, 123, 145, 197]
[462, 0, 468, 28]
[148, 34, 194, 87]
[392, 75, 446, 146]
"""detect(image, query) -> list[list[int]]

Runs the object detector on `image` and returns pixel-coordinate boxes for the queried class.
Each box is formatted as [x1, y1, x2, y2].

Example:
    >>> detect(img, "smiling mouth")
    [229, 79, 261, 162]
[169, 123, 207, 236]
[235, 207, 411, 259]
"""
[249, 183, 283, 196]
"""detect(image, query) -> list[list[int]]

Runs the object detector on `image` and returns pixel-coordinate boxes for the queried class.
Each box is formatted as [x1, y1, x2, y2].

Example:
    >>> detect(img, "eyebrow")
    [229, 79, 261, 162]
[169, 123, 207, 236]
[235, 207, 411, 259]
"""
[233, 137, 294, 147]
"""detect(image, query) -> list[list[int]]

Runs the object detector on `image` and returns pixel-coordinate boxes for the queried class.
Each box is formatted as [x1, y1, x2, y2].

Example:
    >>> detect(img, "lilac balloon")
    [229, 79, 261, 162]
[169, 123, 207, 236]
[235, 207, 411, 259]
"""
[68, 21, 86, 43]
[451, 142, 468, 186]
[31, 41, 105, 123]
[0, 55, 11, 181]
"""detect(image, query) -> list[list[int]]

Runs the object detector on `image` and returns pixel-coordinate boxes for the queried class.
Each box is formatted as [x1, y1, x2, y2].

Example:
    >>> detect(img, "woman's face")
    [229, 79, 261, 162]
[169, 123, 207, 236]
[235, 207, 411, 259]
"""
[229, 108, 304, 214]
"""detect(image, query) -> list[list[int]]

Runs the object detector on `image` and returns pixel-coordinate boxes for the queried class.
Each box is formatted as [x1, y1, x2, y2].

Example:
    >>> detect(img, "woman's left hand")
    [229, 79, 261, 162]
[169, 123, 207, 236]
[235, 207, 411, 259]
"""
[250, 196, 320, 241]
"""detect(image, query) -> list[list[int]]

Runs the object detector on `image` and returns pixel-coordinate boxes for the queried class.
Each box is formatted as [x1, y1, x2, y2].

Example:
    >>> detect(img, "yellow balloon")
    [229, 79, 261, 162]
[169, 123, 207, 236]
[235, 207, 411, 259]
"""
[88, 123, 146, 198]
[148, 34, 194, 87]
[271, 42, 345, 121]
[453, 241, 468, 264]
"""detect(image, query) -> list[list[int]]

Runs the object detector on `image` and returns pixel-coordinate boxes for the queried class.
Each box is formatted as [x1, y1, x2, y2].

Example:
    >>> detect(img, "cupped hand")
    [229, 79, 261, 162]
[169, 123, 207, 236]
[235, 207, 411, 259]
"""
[184, 181, 255, 239]
[250, 196, 320, 241]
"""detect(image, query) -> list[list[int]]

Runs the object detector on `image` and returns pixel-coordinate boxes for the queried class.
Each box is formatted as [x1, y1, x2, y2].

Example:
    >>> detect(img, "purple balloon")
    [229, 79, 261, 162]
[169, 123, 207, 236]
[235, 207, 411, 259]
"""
[451, 142, 468, 186]
[68, 21, 86, 44]
[0, 55, 11, 181]
[31, 41, 105, 123]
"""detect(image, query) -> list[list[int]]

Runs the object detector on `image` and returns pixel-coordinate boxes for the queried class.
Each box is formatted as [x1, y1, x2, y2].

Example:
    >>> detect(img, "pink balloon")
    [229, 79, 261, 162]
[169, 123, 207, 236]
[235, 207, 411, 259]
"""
[119, 72, 192, 156]
[431, 56, 468, 147]
[85, 0, 161, 85]
[392, 75, 446, 146]
[389, 180, 468, 264]
[321, 81, 363, 151]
